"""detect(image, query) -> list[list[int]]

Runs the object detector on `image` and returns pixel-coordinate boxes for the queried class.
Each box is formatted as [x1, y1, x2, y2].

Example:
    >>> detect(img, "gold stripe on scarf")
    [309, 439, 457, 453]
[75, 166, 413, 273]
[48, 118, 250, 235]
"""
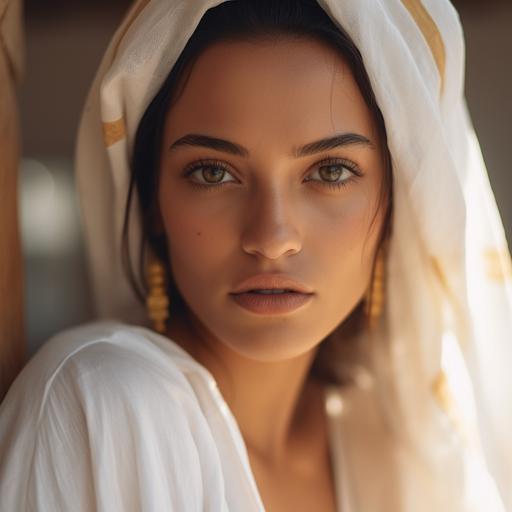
[484, 247, 512, 282]
[431, 370, 454, 414]
[103, 118, 126, 147]
[400, 0, 446, 94]
[102, 0, 151, 148]
[431, 369, 471, 446]
[430, 257, 470, 352]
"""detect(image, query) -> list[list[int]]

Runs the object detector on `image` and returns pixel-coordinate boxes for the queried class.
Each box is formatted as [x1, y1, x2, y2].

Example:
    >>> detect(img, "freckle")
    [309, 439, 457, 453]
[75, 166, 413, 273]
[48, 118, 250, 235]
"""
[196, 232, 201, 236]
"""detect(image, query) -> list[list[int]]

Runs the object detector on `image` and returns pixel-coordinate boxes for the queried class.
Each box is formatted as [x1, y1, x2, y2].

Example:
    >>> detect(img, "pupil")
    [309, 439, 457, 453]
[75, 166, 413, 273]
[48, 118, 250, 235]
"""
[319, 165, 342, 182]
[204, 166, 224, 183]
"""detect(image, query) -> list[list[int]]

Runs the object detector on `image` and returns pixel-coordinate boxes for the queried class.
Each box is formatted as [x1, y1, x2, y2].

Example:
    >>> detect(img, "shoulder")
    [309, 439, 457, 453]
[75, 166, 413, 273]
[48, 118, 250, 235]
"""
[6, 320, 195, 406]
[0, 320, 207, 445]
[0, 321, 216, 511]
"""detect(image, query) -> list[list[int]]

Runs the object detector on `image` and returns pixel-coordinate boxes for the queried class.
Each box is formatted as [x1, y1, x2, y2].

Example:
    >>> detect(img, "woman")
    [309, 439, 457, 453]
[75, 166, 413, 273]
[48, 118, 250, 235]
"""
[1, 0, 511, 510]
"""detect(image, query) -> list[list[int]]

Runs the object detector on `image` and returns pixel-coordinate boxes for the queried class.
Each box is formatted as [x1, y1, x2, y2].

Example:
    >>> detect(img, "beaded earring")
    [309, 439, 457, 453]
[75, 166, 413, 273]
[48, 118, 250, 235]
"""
[145, 256, 170, 333]
[364, 244, 386, 329]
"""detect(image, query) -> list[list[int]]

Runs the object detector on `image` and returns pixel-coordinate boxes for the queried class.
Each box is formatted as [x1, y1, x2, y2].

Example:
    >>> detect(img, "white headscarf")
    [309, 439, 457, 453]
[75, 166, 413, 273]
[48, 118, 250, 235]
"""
[75, 1, 512, 510]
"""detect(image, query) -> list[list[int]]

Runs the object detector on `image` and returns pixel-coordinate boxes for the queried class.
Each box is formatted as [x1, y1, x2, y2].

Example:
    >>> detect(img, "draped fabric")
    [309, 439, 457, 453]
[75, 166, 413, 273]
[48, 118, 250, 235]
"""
[72, 0, 512, 510]
[0, 322, 268, 511]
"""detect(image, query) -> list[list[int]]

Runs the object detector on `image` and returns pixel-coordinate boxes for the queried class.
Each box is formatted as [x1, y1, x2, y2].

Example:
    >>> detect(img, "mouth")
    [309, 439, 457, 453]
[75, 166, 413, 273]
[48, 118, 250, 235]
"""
[230, 273, 314, 295]
[229, 289, 314, 315]
[239, 289, 302, 295]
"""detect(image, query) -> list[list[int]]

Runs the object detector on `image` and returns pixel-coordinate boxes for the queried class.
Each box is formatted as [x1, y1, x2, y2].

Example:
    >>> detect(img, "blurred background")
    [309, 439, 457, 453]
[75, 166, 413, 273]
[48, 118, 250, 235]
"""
[19, 0, 512, 355]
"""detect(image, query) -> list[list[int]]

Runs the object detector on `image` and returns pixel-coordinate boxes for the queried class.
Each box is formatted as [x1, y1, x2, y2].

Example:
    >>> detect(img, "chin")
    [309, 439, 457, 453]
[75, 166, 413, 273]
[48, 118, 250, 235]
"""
[215, 325, 325, 362]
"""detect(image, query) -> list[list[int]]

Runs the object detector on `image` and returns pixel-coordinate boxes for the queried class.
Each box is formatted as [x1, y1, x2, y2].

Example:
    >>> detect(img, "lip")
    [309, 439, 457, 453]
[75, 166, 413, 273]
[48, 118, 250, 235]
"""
[230, 273, 314, 295]
[230, 291, 314, 315]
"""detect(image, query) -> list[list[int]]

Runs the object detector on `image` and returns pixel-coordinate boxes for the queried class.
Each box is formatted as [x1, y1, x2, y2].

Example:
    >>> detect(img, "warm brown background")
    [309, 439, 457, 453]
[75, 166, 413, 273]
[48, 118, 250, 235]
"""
[18, 0, 512, 354]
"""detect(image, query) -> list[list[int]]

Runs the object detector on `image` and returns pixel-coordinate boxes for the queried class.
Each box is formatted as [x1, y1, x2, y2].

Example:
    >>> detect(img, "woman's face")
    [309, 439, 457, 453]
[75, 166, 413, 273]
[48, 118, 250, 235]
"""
[159, 37, 386, 362]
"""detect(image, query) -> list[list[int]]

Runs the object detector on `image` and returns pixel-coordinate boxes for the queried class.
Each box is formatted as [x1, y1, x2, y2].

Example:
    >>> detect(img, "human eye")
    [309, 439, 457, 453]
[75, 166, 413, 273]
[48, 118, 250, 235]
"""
[183, 159, 238, 191]
[305, 157, 364, 191]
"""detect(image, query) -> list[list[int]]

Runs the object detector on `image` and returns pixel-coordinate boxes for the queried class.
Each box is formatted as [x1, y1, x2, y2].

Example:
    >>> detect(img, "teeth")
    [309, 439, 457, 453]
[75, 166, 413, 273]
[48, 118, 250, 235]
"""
[250, 289, 291, 294]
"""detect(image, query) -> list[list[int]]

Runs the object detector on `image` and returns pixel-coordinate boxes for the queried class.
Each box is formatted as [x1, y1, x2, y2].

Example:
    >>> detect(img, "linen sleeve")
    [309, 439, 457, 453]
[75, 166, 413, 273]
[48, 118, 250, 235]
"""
[0, 355, 97, 512]
[25, 363, 97, 512]
[0, 341, 209, 512]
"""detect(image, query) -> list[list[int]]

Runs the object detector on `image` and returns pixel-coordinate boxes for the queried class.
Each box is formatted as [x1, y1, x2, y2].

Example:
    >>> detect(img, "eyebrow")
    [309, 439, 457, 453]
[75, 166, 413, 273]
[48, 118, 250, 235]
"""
[169, 132, 375, 158]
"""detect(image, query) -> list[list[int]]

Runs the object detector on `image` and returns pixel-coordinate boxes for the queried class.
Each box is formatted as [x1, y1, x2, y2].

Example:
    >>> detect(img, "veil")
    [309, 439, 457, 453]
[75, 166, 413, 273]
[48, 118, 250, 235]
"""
[74, 1, 512, 509]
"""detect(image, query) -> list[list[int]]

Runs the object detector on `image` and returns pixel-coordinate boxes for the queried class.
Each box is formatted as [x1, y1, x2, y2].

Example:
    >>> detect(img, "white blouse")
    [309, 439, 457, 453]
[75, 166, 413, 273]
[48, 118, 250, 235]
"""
[0, 321, 355, 511]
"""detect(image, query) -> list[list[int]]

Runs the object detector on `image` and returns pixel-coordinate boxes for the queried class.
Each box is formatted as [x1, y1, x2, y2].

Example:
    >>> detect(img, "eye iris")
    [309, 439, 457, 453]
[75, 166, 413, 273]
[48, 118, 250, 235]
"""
[203, 166, 225, 183]
[319, 165, 343, 182]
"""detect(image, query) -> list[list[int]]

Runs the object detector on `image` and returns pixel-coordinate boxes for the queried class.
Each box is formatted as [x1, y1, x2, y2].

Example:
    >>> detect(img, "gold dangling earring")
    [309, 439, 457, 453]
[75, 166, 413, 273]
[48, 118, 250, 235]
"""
[145, 254, 170, 334]
[364, 244, 386, 330]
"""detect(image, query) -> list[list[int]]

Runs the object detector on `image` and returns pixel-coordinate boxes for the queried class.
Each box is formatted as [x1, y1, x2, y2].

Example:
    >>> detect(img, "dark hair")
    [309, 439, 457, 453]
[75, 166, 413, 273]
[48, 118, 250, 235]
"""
[122, 0, 393, 386]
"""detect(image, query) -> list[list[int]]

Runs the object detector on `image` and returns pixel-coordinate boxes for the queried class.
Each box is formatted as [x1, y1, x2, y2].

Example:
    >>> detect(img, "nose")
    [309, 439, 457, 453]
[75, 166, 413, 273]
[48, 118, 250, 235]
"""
[240, 186, 302, 260]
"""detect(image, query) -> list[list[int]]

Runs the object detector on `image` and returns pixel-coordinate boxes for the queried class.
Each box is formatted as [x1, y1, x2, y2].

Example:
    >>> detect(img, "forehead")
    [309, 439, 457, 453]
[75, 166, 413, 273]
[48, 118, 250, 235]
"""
[164, 37, 376, 147]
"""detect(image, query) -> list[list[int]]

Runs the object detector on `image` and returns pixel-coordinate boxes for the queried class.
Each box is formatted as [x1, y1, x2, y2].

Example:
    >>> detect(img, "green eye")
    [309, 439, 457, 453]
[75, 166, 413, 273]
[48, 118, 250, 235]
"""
[319, 164, 350, 181]
[197, 165, 228, 183]
[185, 160, 237, 187]
[305, 158, 363, 190]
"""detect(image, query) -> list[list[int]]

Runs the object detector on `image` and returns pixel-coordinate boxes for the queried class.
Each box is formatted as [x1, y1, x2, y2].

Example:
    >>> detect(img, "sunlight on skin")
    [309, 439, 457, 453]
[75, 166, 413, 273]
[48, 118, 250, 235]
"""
[157, 37, 387, 467]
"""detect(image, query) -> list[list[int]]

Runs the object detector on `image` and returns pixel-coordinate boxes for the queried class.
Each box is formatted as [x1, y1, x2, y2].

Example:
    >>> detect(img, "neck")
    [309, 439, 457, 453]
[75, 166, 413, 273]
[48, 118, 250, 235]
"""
[166, 308, 324, 467]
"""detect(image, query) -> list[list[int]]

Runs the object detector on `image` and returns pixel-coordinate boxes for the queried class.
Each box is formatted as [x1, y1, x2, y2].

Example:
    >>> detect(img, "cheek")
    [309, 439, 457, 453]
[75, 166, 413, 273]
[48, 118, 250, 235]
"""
[313, 185, 381, 297]
[158, 181, 234, 287]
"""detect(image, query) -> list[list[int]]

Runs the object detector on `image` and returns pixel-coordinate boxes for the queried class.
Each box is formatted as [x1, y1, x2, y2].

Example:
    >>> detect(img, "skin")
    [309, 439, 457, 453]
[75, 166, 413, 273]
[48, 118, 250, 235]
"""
[158, 36, 386, 487]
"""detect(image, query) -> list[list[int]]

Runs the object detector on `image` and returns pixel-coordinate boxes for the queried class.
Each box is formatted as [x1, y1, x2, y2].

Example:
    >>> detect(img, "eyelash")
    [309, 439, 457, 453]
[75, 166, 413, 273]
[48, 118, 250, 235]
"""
[183, 156, 364, 192]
